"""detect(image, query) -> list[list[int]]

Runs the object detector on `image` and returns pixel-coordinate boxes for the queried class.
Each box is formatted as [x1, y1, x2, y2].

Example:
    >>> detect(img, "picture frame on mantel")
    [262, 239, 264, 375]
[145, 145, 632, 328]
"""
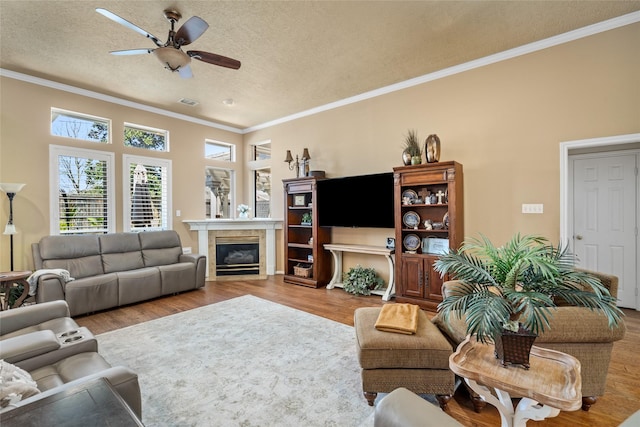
[293, 195, 306, 206]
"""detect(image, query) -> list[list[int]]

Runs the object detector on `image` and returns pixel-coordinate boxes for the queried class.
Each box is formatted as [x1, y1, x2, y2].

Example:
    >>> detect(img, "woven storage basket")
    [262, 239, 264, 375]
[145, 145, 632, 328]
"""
[293, 264, 312, 278]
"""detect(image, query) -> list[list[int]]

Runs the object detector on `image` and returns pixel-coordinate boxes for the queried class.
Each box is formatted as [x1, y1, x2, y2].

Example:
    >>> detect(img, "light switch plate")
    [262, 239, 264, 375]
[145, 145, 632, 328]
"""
[522, 204, 543, 214]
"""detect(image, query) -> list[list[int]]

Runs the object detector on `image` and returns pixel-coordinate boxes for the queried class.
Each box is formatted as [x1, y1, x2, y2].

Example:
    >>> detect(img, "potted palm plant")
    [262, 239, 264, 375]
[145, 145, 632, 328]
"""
[402, 129, 422, 165]
[434, 233, 623, 368]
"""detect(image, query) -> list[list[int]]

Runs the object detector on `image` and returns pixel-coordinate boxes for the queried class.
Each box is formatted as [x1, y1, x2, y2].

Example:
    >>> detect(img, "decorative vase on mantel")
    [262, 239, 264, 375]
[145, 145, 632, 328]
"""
[493, 325, 537, 369]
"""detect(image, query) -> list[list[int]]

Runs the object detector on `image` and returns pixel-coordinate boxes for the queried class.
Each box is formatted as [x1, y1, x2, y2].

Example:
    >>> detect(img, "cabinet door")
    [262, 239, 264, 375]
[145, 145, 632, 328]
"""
[400, 257, 424, 299]
[424, 255, 445, 302]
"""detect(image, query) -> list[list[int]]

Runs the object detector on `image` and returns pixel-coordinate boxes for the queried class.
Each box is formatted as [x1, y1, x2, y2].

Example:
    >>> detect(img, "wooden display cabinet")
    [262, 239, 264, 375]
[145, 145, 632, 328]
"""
[283, 177, 331, 288]
[393, 161, 464, 310]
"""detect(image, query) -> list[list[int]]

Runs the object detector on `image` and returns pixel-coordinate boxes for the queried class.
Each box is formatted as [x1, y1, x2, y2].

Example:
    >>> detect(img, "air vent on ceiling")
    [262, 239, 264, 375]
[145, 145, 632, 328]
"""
[179, 98, 199, 106]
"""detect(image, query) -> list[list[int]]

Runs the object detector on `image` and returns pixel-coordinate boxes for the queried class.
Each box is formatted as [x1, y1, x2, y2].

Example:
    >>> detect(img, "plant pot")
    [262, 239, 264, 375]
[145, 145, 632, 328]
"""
[493, 326, 537, 369]
[411, 156, 422, 165]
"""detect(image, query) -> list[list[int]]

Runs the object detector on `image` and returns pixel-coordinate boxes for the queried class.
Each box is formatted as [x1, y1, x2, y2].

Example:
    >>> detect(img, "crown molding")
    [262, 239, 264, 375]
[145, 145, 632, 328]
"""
[243, 11, 640, 133]
[0, 69, 244, 134]
[2, 11, 638, 135]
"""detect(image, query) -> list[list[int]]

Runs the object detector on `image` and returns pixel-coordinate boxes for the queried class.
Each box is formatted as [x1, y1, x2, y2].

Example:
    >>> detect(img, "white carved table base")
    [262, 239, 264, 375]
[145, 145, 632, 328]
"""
[465, 379, 561, 427]
[324, 244, 395, 301]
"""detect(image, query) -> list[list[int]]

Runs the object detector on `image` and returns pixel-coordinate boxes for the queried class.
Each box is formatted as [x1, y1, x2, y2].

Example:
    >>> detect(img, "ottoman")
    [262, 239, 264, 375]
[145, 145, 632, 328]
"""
[354, 307, 455, 409]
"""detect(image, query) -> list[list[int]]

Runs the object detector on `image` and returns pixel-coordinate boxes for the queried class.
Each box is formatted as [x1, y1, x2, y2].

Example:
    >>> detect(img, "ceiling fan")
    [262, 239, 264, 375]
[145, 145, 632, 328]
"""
[96, 8, 241, 78]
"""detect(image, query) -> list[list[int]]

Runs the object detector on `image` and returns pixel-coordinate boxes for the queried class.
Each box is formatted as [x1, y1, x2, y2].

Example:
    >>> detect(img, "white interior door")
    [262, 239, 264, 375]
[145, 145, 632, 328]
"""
[570, 152, 638, 309]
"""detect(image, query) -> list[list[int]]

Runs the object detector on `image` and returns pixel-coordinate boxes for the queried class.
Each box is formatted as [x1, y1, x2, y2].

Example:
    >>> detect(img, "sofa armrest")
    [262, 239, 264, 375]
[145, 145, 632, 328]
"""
[180, 253, 206, 288]
[536, 306, 626, 343]
[0, 331, 60, 363]
[0, 300, 70, 336]
[33, 276, 66, 305]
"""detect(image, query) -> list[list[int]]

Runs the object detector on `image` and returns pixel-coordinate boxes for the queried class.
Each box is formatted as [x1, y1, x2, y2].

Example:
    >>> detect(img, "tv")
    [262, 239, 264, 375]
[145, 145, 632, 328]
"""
[316, 172, 395, 228]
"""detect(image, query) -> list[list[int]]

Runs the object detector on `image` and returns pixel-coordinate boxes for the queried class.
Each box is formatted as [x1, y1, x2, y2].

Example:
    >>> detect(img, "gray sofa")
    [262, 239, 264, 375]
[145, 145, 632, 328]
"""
[32, 230, 206, 316]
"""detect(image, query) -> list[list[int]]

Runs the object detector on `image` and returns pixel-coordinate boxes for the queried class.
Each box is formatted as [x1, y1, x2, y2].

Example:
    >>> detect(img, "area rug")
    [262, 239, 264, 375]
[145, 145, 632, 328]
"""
[97, 295, 375, 426]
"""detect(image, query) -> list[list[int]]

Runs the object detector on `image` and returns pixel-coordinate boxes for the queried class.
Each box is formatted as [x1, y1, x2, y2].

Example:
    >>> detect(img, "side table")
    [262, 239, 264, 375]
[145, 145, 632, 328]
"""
[0, 270, 31, 310]
[450, 335, 582, 427]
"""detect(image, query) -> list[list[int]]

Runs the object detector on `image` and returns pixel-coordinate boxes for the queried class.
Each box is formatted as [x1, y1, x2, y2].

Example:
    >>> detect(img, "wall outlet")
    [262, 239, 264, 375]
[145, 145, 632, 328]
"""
[182, 247, 192, 254]
[522, 204, 543, 214]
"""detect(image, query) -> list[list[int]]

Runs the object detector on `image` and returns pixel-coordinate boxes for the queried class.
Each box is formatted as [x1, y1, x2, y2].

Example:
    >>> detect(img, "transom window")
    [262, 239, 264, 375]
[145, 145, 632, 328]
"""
[124, 123, 168, 151]
[51, 108, 110, 143]
[49, 145, 115, 234]
[205, 140, 234, 162]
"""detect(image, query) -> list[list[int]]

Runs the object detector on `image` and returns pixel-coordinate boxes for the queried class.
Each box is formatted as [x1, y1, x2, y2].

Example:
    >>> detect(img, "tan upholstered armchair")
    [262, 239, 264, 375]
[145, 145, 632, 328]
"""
[433, 270, 626, 411]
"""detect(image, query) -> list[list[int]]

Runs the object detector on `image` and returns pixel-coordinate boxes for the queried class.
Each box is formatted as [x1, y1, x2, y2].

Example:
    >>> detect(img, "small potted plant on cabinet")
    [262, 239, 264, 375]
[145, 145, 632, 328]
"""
[402, 129, 423, 165]
[434, 233, 624, 368]
[301, 212, 312, 225]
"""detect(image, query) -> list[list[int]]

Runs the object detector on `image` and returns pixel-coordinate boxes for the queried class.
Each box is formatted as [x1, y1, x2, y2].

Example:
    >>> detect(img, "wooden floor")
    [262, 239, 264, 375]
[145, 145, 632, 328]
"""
[76, 275, 640, 427]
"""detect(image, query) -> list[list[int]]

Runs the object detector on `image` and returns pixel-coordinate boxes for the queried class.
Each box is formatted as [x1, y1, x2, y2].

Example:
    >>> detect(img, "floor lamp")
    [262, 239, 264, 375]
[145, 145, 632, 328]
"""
[0, 183, 26, 271]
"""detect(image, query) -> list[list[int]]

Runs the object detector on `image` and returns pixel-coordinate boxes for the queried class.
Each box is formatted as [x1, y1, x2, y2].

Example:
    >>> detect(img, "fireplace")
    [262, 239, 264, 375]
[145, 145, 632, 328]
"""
[184, 219, 282, 280]
[215, 237, 260, 276]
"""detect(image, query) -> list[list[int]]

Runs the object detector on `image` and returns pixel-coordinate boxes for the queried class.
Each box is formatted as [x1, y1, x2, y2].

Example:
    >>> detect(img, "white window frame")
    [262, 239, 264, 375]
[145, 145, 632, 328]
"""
[49, 145, 116, 235]
[50, 108, 111, 144]
[123, 154, 172, 232]
[205, 167, 235, 219]
[248, 140, 272, 218]
[124, 122, 170, 152]
[205, 139, 235, 162]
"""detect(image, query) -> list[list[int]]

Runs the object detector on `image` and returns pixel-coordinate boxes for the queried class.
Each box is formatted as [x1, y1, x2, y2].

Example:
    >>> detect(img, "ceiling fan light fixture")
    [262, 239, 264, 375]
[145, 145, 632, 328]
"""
[153, 47, 191, 72]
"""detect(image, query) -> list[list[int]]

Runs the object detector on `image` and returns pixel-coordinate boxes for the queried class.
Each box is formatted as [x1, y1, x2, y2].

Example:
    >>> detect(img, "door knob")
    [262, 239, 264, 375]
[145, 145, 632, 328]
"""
[575, 235, 583, 240]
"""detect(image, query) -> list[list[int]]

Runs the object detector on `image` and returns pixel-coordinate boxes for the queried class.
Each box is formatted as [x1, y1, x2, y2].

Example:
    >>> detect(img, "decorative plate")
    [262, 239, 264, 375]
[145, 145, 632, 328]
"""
[403, 234, 420, 252]
[403, 211, 420, 228]
[401, 189, 418, 204]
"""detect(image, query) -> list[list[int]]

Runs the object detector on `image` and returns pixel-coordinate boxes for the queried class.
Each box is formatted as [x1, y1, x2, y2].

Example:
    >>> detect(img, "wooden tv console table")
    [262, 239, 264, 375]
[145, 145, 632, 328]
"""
[324, 243, 395, 301]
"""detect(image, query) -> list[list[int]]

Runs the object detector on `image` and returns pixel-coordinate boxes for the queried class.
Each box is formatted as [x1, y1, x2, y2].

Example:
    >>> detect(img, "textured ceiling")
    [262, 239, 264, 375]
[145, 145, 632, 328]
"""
[1, 1, 639, 130]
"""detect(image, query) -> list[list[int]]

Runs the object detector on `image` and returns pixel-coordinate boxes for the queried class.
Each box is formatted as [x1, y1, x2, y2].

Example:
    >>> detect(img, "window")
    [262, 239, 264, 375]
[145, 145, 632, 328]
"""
[254, 168, 271, 218]
[205, 168, 234, 219]
[123, 155, 172, 232]
[248, 140, 271, 218]
[49, 145, 115, 234]
[205, 140, 234, 162]
[253, 141, 271, 161]
[51, 108, 111, 143]
[124, 123, 169, 151]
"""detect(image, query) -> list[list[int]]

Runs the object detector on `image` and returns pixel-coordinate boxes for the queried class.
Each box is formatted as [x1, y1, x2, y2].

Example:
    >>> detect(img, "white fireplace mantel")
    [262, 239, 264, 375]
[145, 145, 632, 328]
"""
[183, 219, 283, 276]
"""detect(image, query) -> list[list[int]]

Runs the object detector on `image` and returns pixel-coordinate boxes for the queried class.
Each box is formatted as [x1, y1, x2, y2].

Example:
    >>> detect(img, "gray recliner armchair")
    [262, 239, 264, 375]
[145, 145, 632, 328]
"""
[0, 301, 141, 418]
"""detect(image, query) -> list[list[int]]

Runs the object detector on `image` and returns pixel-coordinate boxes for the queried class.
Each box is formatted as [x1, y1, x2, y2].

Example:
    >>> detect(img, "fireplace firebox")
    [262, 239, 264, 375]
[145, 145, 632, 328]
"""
[215, 237, 260, 276]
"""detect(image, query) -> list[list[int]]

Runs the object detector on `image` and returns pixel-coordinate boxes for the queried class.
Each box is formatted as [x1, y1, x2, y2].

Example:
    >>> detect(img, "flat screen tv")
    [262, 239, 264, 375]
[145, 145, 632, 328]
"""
[316, 172, 395, 228]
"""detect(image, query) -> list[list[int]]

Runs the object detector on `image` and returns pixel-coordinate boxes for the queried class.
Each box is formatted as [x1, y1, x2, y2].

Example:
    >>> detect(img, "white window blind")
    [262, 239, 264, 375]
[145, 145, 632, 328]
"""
[124, 155, 172, 231]
[50, 145, 115, 235]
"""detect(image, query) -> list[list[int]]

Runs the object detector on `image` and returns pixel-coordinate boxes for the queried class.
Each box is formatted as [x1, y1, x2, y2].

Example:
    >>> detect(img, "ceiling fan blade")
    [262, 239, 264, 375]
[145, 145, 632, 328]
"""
[175, 16, 209, 46]
[179, 64, 193, 79]
[110, 48, 154, 56]
[96, 8, 163, 47]
[187, 50, 241, 70]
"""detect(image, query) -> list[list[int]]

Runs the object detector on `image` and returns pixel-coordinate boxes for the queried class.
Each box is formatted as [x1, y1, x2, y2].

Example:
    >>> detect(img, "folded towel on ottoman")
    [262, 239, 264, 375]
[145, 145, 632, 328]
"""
[374, 303, 420, 334]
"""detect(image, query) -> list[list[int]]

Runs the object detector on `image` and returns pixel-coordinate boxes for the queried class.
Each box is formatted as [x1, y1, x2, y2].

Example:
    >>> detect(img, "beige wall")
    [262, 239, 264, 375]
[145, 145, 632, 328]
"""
[0, 80, 242, 271]
[1, 22, 639, 276]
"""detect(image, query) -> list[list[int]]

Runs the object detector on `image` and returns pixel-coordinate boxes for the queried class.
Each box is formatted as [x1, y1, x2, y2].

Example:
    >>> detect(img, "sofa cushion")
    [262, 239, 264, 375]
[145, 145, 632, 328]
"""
[64, 274, 119, 316]
[158, 263, 196, 294]
[139, 230, 182, 267]
[29, 352, 112, 392]
[99, 233, 144, 273]
[117, 267, 162, 306]
[38, 235, 103, 279]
